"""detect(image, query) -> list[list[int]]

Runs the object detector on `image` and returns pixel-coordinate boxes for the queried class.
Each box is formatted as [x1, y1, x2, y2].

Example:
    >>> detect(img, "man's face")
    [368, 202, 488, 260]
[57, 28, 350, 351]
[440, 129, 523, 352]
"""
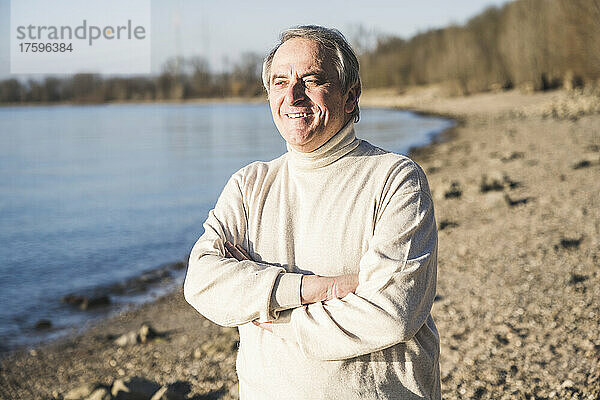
[268, 38, 354, 153]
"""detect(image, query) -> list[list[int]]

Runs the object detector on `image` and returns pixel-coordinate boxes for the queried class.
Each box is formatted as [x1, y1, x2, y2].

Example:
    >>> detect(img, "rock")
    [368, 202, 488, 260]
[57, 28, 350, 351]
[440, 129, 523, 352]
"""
[138, 323, 158, 343]
[85, 387, 111, 400]
[111, 377, 161, 400]
[150, 387, 168, 400]
[561, 379, 575, 389]
[171, 261, 186, 270]
[80, 295, 111, 310]
[500, 151, 524, 162]
[139, 269, 170, 285]
[150, 383, 188, 400]
[61, 294, 86, 306]
[444, 181, 462, 199]
[439, 220, 459, 231]
[62, 293, 111, 310]
[568, 273, 588, 285]
[504, 194, 532, 207]
[35, 319, 52, 330]
[114, 331, 138, 347]
[64, 384, 93, 400]
[560, 237, 583, 249]
[572, 160, 591, 169]
[503, 174, 521, 189]
[192, 348, 203, 359]
[495, 334, 509, 345]
[115, 324, 160, 346]
[480, 174, 504, 192]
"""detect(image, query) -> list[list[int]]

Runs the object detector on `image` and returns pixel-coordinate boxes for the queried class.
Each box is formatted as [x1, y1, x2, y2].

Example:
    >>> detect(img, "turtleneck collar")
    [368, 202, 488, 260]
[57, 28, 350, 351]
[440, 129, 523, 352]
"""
[286, 119, 360, 170]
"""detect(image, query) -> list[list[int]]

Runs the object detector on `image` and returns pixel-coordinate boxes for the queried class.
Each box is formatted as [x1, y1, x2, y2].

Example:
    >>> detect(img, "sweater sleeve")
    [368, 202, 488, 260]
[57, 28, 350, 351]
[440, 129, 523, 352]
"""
[270, 165, 438, 361]
[184, 170, 303, 327]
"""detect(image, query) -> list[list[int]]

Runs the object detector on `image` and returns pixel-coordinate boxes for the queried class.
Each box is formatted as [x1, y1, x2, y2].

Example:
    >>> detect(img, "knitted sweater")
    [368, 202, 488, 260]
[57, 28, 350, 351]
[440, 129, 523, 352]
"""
[184, 120, 441, 399]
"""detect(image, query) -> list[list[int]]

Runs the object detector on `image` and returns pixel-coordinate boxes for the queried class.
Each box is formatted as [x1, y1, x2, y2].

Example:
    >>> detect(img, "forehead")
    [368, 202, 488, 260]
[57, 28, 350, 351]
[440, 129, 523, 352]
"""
[270, 38, 333, 76]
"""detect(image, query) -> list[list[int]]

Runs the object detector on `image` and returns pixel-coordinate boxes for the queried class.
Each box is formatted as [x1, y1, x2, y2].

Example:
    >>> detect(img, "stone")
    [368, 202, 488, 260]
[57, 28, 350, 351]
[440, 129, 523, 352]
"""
[114, 331, 138, 347]
[480, 174, 504, 192]
[61, 294, 86, 306]
[192, 348, 203, 359]
[561, 379, 575, 389]
[138, 323, 158, 343]
[79, 295, 111, 310]
[85, 387, 111, 400]
[150, 387, 168, 400]
[35, 319, 52, 330]
[111, 377, 161, 400]
[504, 193, 531, 207]
[114, 324, 160, 347]
[439, 220, 459, 231]
[444, 181, 462, 199]
[150, 385, 186, 400]
[560, 237, 583, 249]
[64, 384, 93, 400]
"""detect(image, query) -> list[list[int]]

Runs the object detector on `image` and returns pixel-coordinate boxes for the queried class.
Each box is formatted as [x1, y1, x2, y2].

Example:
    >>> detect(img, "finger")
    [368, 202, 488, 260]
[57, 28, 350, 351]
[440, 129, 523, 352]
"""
[224, 241, 245, 261]
[235, 244, 252, 261]
[252, 320, 273, 333]
[224, 247, 234, 258]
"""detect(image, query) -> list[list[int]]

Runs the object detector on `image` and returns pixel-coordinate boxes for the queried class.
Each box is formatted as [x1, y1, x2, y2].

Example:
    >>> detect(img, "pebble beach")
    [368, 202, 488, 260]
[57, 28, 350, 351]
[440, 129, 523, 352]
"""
[1, 88, 598, 400]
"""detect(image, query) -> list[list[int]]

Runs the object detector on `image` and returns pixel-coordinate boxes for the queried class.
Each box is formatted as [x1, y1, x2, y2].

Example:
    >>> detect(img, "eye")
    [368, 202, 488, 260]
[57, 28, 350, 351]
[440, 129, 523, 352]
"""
[273, 80, 287, 87]
[303, 78, 320, 87]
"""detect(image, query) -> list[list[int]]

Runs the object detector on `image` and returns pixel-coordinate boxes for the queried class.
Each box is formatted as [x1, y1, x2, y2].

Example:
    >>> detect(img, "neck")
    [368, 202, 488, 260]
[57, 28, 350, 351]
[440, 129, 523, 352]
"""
[286, 119, 359, 170]
[290, 116, 353, 153]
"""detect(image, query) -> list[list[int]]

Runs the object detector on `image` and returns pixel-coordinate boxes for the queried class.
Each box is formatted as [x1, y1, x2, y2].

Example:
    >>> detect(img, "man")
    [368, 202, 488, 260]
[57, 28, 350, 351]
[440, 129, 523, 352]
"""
[184, 25, 440, 399]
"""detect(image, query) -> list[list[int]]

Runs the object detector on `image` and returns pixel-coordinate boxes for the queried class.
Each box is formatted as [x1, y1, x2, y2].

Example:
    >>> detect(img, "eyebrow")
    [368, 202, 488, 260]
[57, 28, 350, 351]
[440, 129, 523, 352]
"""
[271, 72, 324, 81]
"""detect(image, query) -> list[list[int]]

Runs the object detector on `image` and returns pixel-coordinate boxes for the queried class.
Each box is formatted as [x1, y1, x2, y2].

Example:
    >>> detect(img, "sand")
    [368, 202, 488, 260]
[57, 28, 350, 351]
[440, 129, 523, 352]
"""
[1, 88, 598, 400]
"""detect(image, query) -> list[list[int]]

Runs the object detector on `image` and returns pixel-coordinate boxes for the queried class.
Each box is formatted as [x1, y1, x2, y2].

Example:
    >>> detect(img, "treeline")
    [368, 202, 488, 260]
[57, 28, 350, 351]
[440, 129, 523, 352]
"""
[361, 0, 600, 94]
[2, 0, 599, 104]
[0, 53, 264, 104]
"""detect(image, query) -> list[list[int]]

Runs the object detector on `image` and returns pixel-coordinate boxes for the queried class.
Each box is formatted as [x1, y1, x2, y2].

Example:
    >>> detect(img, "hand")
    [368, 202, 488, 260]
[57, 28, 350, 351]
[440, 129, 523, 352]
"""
[252, 320, 273, 333]
[224, 241, 253, 261]
[223, 242, 358, 330]
[301, 273, 359, 304]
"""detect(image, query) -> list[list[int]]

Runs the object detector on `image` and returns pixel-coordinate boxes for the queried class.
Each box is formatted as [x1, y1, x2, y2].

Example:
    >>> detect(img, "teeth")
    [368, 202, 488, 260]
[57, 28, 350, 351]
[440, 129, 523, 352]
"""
[287, 113, 310, 119]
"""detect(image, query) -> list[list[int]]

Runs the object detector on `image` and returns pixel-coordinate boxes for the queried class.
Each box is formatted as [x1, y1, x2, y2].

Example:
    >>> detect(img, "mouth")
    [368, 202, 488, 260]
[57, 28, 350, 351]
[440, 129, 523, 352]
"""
[285, 112, 313, 119]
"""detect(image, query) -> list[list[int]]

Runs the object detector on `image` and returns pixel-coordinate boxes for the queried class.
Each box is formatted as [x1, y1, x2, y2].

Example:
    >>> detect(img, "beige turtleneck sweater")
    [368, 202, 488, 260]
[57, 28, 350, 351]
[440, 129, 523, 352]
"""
[184, 120, 441, 399]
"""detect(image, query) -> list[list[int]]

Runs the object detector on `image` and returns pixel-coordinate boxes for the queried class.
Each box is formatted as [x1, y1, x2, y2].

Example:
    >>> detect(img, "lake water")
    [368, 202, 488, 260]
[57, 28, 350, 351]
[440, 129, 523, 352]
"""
[0, 102, 453, 351]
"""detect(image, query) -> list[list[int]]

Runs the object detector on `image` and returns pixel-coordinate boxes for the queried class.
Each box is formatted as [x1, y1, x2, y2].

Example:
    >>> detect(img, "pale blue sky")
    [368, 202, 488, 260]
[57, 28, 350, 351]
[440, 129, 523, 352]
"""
[0, 0, 512, 79]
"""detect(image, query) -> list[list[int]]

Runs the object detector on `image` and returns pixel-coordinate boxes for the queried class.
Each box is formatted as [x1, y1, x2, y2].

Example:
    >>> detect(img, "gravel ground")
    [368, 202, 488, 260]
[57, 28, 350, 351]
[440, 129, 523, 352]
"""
[1, 89, 598, 400]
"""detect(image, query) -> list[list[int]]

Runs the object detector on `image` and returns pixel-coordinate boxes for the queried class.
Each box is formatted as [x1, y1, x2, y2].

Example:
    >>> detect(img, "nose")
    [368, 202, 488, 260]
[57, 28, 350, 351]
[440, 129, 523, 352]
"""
[285, 78, 306, 105]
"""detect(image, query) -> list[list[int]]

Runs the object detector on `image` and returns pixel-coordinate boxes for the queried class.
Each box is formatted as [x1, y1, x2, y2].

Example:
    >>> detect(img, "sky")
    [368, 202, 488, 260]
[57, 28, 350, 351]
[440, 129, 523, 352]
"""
[0, 0, 513, 79]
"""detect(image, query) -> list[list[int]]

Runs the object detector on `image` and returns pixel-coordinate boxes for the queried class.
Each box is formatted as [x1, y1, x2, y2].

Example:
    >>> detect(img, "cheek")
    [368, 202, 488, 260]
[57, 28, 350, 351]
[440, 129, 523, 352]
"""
[269, 95, 282, 116]
[315, 90, 343, 112]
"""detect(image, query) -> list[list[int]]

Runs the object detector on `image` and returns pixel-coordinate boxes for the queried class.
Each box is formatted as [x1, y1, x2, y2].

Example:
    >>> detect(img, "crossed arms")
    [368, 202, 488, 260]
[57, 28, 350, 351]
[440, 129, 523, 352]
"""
[184, 164, 438, 361]
[223, 240, 359, 333]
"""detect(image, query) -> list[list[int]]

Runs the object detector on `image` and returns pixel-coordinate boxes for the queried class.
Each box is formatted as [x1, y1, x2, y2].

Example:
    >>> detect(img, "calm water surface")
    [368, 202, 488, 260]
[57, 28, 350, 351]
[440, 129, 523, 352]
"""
[0, 102, 452, 350]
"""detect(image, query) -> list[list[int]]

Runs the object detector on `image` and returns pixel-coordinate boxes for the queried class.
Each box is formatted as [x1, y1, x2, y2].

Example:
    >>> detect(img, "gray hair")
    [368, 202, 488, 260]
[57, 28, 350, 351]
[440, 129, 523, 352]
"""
[262, 25, 362, 123]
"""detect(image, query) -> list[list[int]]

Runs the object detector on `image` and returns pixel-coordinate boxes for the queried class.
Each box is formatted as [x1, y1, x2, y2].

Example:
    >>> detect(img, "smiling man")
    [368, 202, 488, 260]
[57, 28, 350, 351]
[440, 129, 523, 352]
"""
[184, 25, 441, 399]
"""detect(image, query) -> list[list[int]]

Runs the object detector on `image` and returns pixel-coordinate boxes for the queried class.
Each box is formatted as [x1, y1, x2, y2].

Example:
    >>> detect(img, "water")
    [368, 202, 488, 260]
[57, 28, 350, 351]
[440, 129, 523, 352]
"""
[0, 102, 453, 351]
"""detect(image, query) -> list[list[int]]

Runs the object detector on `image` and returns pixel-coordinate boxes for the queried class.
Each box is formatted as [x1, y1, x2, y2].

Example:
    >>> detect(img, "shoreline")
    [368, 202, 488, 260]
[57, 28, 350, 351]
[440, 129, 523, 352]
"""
[0, 103, 453, 357]
[0, 259, 189, 355]
[1, 88, 598, 399]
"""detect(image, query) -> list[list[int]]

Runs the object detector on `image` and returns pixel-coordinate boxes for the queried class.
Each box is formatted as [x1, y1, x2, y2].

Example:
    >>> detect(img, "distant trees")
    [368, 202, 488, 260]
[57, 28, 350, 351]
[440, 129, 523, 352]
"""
[360, 0, 600, 94]
[0, 52, 265, 104]
[2, 0, 599, 104]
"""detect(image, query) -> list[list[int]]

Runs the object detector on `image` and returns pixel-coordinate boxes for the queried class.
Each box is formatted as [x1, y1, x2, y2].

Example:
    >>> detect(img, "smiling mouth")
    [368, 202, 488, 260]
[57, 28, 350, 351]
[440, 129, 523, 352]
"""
[286, 112, 312, 119]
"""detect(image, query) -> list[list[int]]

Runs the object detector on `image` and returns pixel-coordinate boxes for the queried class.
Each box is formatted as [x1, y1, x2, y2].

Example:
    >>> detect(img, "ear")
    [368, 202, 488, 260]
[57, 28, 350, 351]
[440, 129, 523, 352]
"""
[344, 84, 361, 114]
